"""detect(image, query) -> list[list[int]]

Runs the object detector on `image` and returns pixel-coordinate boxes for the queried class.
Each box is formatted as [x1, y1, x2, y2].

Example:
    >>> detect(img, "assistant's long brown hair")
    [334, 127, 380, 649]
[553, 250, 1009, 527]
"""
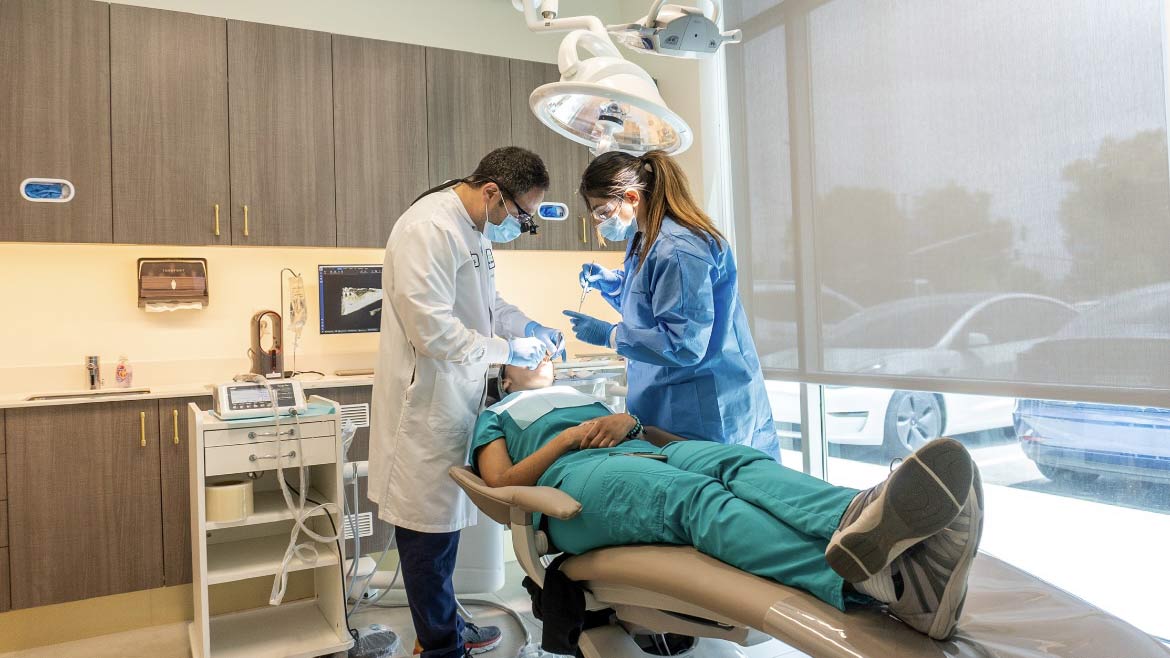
[579, 150, 725, 272]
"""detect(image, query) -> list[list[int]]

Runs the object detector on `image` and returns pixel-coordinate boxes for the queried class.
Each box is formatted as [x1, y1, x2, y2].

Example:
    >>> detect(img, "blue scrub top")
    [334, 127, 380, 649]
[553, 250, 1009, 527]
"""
[600, 217, 778, 457]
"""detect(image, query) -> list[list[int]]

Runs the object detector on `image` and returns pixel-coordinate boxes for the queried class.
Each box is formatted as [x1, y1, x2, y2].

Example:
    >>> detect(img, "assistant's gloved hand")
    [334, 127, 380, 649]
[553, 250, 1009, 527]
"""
[563, 310, 615, 348]
[579, 263, 622, 296]
[525, 321, 566, 362]
[507, 337, 547, 369]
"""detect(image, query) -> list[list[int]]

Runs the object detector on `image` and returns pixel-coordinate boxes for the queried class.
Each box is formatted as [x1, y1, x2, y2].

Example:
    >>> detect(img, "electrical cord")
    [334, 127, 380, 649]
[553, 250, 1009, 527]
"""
[290, 370, 325, 378]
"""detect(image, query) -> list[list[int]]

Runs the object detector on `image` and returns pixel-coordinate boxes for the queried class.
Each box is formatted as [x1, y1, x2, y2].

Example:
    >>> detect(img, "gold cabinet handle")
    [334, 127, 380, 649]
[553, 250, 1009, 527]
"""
[581, 217, 587, 244]
[243, 205, 249, 237]
[172, 409, 180, 445]
[140, 411, 147, 448]
[214, 204, 221, 237]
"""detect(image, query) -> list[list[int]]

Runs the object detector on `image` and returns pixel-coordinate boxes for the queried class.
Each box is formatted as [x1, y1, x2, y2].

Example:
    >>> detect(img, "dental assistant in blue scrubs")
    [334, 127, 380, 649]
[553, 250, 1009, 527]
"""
[563, 151, 778, 457]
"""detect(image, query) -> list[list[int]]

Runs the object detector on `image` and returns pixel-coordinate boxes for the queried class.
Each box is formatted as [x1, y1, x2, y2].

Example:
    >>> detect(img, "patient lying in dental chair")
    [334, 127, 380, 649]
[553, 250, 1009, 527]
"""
[471, 362, 984, 641]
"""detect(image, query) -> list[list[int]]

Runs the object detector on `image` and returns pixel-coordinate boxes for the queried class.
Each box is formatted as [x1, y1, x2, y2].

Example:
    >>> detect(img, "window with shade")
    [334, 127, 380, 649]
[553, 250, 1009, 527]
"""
[725, 0, 1170, 640]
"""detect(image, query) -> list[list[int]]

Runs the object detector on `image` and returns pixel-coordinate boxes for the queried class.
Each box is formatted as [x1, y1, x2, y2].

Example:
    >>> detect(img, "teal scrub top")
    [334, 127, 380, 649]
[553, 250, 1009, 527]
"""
[469, 386, 653, 488]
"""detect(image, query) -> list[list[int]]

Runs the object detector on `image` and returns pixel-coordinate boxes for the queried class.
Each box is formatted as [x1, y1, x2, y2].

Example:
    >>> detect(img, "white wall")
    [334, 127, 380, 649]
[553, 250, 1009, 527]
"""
[106, 0, 623, 62]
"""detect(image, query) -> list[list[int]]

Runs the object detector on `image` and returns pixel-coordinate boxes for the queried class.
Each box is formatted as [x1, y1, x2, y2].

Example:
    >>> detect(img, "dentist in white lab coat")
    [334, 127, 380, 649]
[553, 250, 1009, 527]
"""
[369, 147, 563, 658]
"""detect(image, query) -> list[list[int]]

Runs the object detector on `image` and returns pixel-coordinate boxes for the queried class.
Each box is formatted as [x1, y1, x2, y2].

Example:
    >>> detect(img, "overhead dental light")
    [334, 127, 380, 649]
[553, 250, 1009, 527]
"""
[512, 0, 739, 155]
[530, 29, 691, 155]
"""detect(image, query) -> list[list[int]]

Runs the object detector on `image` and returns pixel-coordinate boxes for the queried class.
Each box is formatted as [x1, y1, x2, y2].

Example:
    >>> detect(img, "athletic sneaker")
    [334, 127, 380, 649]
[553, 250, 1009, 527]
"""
[889, 468, 985, 640]
[412, 623, 502, 655]
[461, 623, 503, 654]
[826, 437, 973, 583]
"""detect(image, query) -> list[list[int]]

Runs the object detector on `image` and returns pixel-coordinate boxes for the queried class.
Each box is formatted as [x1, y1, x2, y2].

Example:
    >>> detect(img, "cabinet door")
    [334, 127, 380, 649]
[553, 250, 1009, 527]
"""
[158, 396, 209, 587]
[333, 36, 429, 248]
[0, 0, 112, 243]
[228, 21, 336, 246]
[509, 60, 596, 252]
[111, 5, 230, 246]
[6, 401, 164, 608]
[426, 48, 512, 182]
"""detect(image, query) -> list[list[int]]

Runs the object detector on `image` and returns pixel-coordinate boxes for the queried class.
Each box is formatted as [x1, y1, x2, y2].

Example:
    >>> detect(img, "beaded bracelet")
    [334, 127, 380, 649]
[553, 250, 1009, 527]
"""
[625, 414, 644, 439]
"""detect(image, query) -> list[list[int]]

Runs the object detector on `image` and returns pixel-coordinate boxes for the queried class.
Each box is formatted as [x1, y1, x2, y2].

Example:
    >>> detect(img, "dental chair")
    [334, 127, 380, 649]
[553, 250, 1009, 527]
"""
[450, 466, 1170, 658]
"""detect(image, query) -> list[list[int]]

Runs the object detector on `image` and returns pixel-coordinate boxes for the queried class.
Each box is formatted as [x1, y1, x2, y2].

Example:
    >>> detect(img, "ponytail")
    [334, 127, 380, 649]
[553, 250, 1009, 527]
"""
[580, 150, 724, 272]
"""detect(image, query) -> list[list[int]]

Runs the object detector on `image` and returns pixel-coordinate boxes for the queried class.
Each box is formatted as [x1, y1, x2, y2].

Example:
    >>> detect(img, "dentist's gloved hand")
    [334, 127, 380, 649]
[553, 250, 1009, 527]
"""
[579, 263, 622, 296]
[563, 310, 615, 347]
[507, 337, 547, 370]
[525, 321, 566, 362]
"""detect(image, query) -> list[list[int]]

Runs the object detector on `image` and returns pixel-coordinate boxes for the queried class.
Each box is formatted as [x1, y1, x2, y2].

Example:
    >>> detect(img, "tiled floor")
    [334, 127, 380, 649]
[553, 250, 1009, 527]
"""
[0, 561, 806, 658]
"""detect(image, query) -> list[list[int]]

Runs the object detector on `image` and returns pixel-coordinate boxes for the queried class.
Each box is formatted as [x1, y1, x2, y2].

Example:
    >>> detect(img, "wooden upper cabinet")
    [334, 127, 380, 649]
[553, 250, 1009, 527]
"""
[0, 0, 112, 243]
[6, 401, 164, 608]
[111, 5, 230, 246]
[228, 21, 336, 247]
[509, 59, 597, 252]
[426, 48, 513, 187]
[333, 36, 429, 248]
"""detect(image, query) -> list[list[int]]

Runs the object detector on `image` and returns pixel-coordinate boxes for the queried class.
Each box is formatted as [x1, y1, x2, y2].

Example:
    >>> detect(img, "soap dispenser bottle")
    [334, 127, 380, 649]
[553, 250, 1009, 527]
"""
[114, 355, 134, 388]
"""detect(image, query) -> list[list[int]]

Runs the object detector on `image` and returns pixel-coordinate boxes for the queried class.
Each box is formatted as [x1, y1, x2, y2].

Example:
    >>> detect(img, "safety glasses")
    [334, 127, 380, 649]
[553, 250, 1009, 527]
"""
[590, 198, 624, 222]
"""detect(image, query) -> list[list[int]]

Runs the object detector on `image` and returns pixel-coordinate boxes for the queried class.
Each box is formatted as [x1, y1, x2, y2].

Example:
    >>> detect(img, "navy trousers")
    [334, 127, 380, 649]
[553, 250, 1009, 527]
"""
[396, 527, 466, 658]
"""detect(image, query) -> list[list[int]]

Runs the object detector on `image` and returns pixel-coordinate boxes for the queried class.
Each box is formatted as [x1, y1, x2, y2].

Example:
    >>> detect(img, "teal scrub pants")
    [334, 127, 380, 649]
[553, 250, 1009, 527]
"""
[545, 440, 861, 610]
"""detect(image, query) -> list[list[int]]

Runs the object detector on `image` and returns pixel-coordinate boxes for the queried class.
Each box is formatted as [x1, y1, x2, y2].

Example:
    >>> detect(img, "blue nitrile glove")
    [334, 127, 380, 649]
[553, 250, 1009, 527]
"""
[507, 336, 547, 369]
[579, 263, 622, 296]
[525, 321, 566, 362]
[563, 310, 615, 347]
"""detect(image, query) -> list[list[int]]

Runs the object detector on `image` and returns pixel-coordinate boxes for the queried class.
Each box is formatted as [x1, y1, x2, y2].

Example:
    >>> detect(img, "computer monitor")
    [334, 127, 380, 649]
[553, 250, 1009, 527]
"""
[318, 265, 382, 334]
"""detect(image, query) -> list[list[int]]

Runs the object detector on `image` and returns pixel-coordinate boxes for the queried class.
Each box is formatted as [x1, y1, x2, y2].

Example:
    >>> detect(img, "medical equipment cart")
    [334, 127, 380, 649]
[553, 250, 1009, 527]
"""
[187, 396, 353, 658]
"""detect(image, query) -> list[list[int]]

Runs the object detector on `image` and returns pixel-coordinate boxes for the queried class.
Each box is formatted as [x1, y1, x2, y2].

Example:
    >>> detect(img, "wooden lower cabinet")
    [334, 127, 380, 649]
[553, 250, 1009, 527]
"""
[158, 397, 210, 587]
[5, 401, 164, 608]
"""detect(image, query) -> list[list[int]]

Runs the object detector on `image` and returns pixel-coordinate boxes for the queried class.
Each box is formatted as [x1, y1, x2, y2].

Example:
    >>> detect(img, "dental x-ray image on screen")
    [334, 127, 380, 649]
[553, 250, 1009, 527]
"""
[319, 265, 382, 334]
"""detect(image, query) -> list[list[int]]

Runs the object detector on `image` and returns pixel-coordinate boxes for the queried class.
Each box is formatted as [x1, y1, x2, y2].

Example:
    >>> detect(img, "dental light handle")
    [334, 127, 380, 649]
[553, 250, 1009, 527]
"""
[557, 29, 626, 78]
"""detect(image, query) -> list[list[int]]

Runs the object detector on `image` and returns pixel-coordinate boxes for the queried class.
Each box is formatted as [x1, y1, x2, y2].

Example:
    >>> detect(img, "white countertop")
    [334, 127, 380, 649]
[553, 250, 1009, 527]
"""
[0, 356, 377, 410]
[0, 376, 374, 410]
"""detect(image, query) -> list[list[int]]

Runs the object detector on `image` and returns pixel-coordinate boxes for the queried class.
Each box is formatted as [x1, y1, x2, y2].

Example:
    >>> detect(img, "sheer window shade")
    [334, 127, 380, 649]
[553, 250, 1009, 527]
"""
[725, 0, 1170, 406]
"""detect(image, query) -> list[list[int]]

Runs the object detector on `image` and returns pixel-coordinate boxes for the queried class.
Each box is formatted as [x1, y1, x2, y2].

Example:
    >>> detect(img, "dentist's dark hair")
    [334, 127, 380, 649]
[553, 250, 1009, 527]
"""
[467, 146, 550, 197]
[579, 150, 724, 272]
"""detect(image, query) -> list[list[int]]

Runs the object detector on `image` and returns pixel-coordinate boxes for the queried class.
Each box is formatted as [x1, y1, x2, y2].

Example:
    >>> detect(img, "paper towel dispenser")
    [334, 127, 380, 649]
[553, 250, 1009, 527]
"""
[138, 258, 209, 311]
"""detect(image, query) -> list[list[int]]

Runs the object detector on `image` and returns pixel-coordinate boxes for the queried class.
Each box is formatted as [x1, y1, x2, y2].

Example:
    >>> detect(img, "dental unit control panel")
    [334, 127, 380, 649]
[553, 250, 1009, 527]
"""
[212, 379, 307, 420]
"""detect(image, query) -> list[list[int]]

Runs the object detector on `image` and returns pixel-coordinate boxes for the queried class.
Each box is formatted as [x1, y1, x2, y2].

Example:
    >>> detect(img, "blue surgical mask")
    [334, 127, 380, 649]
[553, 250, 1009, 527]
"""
[598, 215, 637, 242]
[484, 214, 522, 243]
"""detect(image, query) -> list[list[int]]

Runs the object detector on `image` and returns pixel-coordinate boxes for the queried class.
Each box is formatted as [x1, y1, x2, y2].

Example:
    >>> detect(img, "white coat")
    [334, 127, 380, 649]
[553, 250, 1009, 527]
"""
[368, 189, 532, 533]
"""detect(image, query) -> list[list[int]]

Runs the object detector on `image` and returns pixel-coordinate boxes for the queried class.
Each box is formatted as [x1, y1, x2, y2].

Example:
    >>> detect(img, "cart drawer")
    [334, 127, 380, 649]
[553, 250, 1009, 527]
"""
[204, 420, 334, 448]
[205, 436, 338, 477]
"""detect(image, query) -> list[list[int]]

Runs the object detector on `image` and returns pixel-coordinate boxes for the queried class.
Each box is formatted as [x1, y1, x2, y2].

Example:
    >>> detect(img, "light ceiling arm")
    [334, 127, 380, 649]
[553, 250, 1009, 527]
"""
[513, 0, 609, 38]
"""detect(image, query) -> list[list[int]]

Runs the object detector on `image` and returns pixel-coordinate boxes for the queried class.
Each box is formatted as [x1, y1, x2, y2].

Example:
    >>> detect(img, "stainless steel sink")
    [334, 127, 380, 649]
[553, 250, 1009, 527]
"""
[25, 388, 152, 401]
